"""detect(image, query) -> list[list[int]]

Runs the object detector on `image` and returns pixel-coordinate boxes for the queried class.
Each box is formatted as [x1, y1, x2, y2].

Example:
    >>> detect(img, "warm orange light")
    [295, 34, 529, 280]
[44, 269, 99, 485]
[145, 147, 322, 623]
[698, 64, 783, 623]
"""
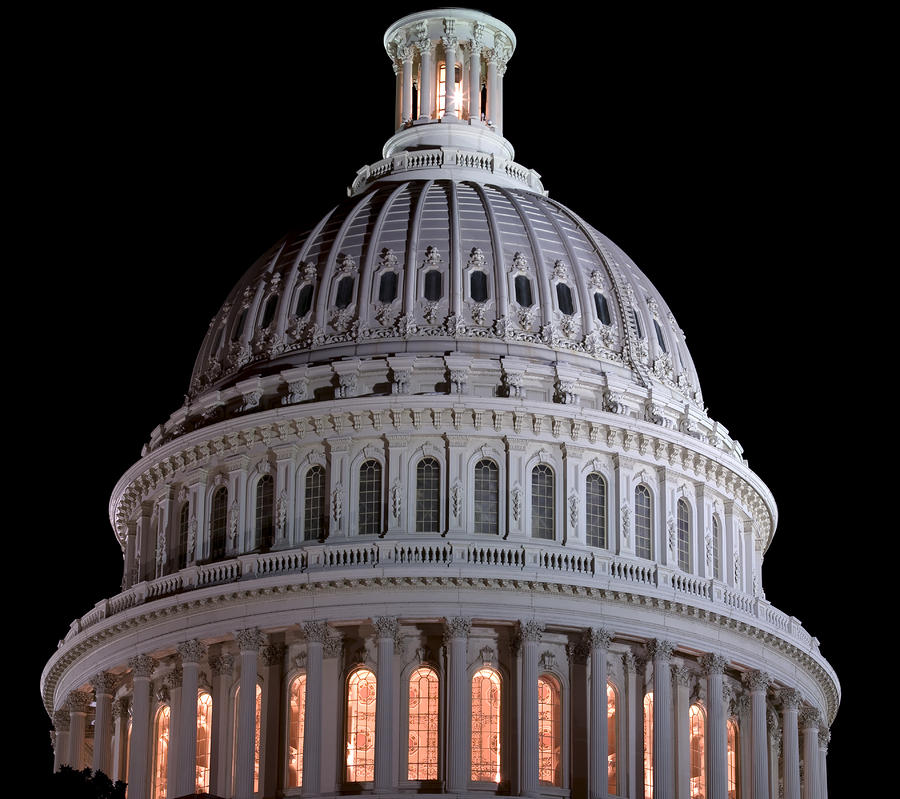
[288, 675, 307, 787]
[471, 668, 501, 782]
[408, 667, 440, 780]
[346, 668, 377, 782]
[537, 675, 561, 786]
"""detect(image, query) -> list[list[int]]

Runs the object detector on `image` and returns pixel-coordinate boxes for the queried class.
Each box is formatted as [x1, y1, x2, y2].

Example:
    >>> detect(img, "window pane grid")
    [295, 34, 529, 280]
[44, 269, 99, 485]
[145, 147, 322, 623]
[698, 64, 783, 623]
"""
[677, 499, 690, 572]
[346, 668, 377, 782]
[643, 692, 653, 799]
[689, 704, 706, 799]
[635, 486, 652, 559]
[537, 676, 561, 786]
[288, 675, 307, 788]
[196, 693, 212, 793]
[607, 683, 617, 793]
[532, 465, 554, 540]
[152, 706, 170, 799]
[416, 458, 441, 533]
[256, 474, 274, 551]
[586, 473, 607, 548]
[471, 668, 501, 783]
[474, 459, 499, 535]
[210, 487, 228, 560]
[304, 466, 326, 541]
[358, 460, 382, 535]
[178, 503, 189, 570]
[408, 667, 440, 780]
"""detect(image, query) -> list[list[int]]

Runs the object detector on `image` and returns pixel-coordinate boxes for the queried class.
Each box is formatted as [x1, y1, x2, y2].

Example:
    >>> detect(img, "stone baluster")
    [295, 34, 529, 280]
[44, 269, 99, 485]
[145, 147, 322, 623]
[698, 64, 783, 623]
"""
[374, 616, 398, 791]
[303, 622, 329, 796]
[799, 707, 820, 799]
[209, 652, 235, 797]
[91, 672, 116, 776]
[234, 628, 265, 799]
[127, 654, 157, 799]
[52, 710, 70, 771]
[780, 688, 802, 799]
[520, 619, 544, 797]
[744, 670, 771, 799]
[649, 639, 674, 799]
[445, 616, 472, 791]
[700, 653, 728, 799]
[588, 628, 612, 799]
[174, 639, 208, 796]
[67, 691, 92, 771]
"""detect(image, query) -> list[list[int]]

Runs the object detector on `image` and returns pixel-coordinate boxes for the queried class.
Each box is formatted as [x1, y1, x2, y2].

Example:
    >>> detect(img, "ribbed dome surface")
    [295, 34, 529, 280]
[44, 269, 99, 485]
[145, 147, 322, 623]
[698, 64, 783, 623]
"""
[189, 179, 702, 409]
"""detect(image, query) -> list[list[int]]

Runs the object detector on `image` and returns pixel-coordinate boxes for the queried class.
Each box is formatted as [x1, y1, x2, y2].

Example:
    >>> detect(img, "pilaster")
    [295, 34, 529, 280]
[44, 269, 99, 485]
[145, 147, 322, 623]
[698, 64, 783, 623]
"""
[374, 616, 399, 791]
[91, 672, 116, 776]
[445, 616, 472, 791]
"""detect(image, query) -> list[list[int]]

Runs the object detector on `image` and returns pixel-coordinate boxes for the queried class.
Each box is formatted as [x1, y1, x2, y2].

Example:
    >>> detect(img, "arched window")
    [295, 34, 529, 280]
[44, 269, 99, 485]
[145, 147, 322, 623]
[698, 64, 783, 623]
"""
[712, 517, 721, 580]
[514, 275, 533, 307]
[653, 319, 667, 352]
[232, 308, 248, 342]
[635, 485, 652, 560]
[677, 498, 690, 572]
[474, 459, 499, 535]
[304, 465, 326, 541]
[594, 292, 611, 325]
[335, 276, 355, 308]
[607, 682, 618, 793]
[288, 674, 307, 788]
[346, 667, 377, 782]
[727, 718, 739, 799]
[470, 270, 488, 302]
[689, 703, 706, 799]
[631, 307, 643, 338]
[537, 675, 562, 787]
[556, 283, 575, 315]
[424, 269, 443, 301]
[256, 474, 275, 551]
[196, 692, 213, 793]
[260, 294, 278, 329]
[151, 705, 170, 799]
[379, 271, 399, 303]
[643, 692, 653, 799]
[177, 502, 190, 570]
[210, 486, 228, 560]
[531, 464, 554, 540]
[471, 668, 501, 783]
[408, 666, 439, 780]
[233, 684, 262, 794]
[358, 460, 383, 535]
[295, 283, 314, 318]
[586, 472, 607, 549]
[416, 458, 441, 533]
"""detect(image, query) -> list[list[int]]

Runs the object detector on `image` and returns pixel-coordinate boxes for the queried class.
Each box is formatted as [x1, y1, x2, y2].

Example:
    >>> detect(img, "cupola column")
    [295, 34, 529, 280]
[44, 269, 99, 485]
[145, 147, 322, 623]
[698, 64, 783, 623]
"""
[468, 38, 482, 120]
[399, 43, 414, 124]
[444, 616, 471, 791]
[442, 19, 459, 119]
[174, 640, 208, 797]
[649, 639, 674, 799]
[91, 672, 116, 777]
[66, 691, 92, 770]
[127, 654, 157, 799]
[799, 707, 820, 799]
[588, 628, 612, 799]
[701, 653, 728, 799]
[416, 37, 435, 120]
[780, 688, 802, 799]
[520, 619, 544, 797]
[744, 670, 771, 799]
[373, 616, 398, 791]
[485, 51, 498, 125]
[303, 622, 329, 796]
[234, 628, 265, 799]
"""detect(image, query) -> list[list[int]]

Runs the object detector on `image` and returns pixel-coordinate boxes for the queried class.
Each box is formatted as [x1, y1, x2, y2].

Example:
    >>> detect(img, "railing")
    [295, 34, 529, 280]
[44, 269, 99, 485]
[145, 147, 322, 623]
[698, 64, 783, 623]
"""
[62, 539, 819, 657]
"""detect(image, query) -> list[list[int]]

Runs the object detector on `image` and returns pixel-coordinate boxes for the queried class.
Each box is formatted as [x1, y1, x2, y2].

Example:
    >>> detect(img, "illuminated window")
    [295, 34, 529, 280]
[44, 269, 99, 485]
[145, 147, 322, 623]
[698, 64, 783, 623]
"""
[256, 474, 275, 551]
[556, 283, 575, 315]
[196, 692, 213, 793]
[210, 486, 228, 560]
[358, 460, 383, 535]
[295, 283, 314, 317]
[178, 502, 189, 570]
[689, 703, 706, 799]
[471, 668, 501, 782]
[288, 674, 307, 788]
[470, 270, 488, 302]
[474, 459, 499, 535]
[437, 62, 462, 118]
[152, 705, 170, 799]
[531, 464, 554, 540]
[514, 275, 533, 307]
[424, 269, 442, 301]
[416, 458, 441, 533]
[537, 675, 562, 786]
[643, 692, 653, 799]
[260, 293, 278, 330]
[408, 667, 440, 780]
[379, 271, 399, 303]
[594, 292, 611, 325]
[586, 472, 607, 548]
[727, 718, 739, 799]
[304, 465, 326, 541]
[635, 486, 652, 559]
[607, 682, 618, 794]
[233, 684, 262, 794]
[712, 517, 721, 580]
[654, 318, 667, 352]
[336, 276, 355, 308]
[677, 498, 690, 572]
[346, 668, 377, 782]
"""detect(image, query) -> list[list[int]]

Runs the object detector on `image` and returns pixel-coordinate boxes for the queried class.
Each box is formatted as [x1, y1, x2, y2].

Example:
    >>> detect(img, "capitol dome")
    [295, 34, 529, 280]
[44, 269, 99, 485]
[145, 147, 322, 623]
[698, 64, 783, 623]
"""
[41, 8, 838, 799]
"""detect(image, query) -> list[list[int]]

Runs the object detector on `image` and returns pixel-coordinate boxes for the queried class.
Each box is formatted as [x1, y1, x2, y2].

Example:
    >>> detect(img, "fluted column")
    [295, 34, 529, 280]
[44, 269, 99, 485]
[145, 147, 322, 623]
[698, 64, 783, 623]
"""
[799, 707, 820, 799]
[744, 670, 771, 799]
[111, 698, 130, 782]
[374, 616, 398, 792]
[209, 652, 235, 797]
[485, 52, 498, 124]
[649, 639, 674, 799]
[127, 654, 157, 799]
[417, 39, 435, 120]
[673, 665, 691, 799]
[818, 725, 830, 799]
[165, 665, 183, 789]
[399, 44, 414, 124]
[441, 20, 459, 119]
[520, 619, 544, 797]
[768, 710, 781, 799]
[234, 628, 265, 799]
[174, 640, 208, 796]
[303, 622, 329, 796]
[52, 710, 70, 771]
[622, 652, 641, 799]
[780, 688, 802, 799]
[468, 40, 482, 120]
[67, 691, 92, 771]
[445, 616, 472, 791]
[91, 673, 116, 776]
[588, 628, 611, 799]
[701, 654, 728, 799]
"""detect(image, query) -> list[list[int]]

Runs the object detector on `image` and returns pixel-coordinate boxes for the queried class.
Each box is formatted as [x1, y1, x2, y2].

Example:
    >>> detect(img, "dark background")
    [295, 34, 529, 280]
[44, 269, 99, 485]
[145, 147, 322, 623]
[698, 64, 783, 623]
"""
[22, 2, 866, 792]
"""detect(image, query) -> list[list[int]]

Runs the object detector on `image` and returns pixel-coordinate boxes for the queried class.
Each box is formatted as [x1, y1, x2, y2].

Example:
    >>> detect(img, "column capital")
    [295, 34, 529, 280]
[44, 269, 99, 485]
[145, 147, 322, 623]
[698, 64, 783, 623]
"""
[262, 643, 287, 667]
[112, 696, 130, 720]
[818, 725, 830, 745]
[798, 705, 821, 729]
[779, 687, 803, 710]
[647, 638, 674, 661]
[234, 627, 266, 652]
[210, 652, 235, 676]
[129, 653, 157, 678]
[164, 665, 183, 689]
[622, 650, 644, 673]
[519, 618, 545, 642]
[700, 652, 728, 675]
[671, 664, 692, 686]
[742, 669, 771, 692]
[443, 615, 472, 640]
[303, 620, 332, 643]
[373, 615, 399, 639]
[176, 638, 209, 664]
[91, 672, 117, 697]
[66, 690, 92, 713]
[53, 709, 70, 732]
[585, 627, 612, 649]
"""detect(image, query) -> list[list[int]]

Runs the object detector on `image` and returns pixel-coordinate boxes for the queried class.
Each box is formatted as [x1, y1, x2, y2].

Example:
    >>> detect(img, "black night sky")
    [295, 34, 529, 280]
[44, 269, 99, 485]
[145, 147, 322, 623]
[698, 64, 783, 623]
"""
[23, 3, 868, 792]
